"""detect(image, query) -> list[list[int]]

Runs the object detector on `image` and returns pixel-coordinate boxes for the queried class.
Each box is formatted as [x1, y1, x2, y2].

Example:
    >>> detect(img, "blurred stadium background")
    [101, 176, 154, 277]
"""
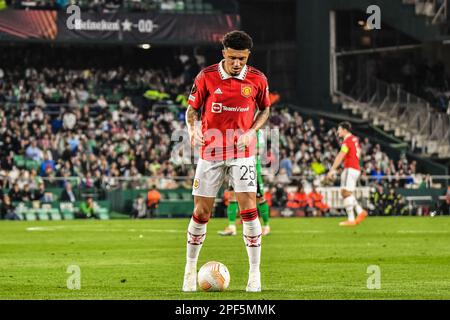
[0, 0, 449, 222]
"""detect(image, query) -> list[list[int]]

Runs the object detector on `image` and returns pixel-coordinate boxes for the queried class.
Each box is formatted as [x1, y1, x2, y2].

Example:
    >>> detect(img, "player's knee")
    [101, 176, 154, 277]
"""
[341, 189, 352, 198]
[238, 199, 257, 211]
[193, 207, 211, 222]
[235, 192, 256, 211]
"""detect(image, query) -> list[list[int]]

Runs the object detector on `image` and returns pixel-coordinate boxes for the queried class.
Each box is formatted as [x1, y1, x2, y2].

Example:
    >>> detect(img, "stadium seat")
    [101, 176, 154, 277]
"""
[167, 192, 180, 200]
[61, 210, 75, 220]
[181, 192, 192, 201]
[203, 3, 213, 13]
[185, 3, 195, 13]
[24, 210, 37, 221]
[194, 3, 203, 12]
[13, 155, 25, 168]
[47, 188, 63, 199]
[174, 1, 184, 11]
[37, 209, 49, 221]
[49, 209, 61, 221]
[96, 208, 110, 220]
[60, 202, 75, 220]
[25, 160, 41, 171]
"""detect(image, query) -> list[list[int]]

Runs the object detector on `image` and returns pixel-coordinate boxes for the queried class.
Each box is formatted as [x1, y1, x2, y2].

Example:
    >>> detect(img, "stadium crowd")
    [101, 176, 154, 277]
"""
[0, 44, 432, 222]
[0, 46, 203, 195]
[0, 68, 427, 193]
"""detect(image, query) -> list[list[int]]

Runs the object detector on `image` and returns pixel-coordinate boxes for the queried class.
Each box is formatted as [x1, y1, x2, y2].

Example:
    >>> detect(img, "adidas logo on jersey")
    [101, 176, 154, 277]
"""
[248, 181, 255, 187]
[214, 88, 223, 94]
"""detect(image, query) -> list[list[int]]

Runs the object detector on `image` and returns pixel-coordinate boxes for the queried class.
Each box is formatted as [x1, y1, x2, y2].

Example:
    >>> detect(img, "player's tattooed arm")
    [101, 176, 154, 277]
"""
[250, 107, 270, 132]
[186, 105, 204, 146]
[186, 105, 199, 128]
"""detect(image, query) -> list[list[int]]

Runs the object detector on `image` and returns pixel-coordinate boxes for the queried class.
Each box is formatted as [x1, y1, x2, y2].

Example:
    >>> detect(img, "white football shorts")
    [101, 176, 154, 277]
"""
[192, 156, 257, 197]
[340, 168, 361, 192]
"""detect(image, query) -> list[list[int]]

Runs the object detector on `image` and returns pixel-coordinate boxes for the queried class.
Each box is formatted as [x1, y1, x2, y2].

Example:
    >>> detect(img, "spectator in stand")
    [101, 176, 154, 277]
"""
[272, 183, 287, 208]
[8, 183, 22, 202]
[275, 168, 291, 185]
[279, 150, 293, 178]
[60, 182, 77, 203]
[369, 184, 384, 216]
[131, 195, 147, 219]
[146, 185, 161, 218]
[371, 165, 385, 184]
[40, 153, 56, 177]
[16, 170, 29, 189]
[286, 185, 313, 217]
[25, 139, 42, 162]
[0, 195, 20, 220]
[21, 184, 32, 202]
[77, 197, 99, 219]
[32, 183, 46, 202]
[369, 184, 408, 216]
[28, 168, 43, 190]
[308, 185, 329, 217]
[382, 188, 408, 216]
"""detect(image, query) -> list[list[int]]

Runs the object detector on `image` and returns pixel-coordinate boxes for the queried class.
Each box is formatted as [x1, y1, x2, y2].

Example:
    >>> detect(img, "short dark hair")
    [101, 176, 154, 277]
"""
[338, 121, 352, 132]
[222, 30, 253, 50]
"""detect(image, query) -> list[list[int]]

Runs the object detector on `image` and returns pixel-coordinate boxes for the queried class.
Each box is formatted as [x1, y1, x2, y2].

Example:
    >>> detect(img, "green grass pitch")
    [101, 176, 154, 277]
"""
[1, 216, 450, 299]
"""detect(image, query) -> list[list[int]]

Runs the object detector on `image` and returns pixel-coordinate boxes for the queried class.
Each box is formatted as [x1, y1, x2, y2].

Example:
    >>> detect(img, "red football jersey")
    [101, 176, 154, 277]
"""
[341, 134, 361, 170]
[188, 61, 271, 161]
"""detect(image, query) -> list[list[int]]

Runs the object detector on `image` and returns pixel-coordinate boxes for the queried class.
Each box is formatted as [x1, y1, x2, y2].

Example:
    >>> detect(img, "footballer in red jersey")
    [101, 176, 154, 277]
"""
[326, 122, 368, 226]
[188, 60, 270, 161]
[182, 31, 271, 293]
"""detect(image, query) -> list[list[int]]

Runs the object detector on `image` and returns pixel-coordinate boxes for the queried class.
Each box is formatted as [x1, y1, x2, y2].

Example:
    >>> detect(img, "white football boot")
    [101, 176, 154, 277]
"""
[246, 271, 261, 292]
[182, 264, 197, 292]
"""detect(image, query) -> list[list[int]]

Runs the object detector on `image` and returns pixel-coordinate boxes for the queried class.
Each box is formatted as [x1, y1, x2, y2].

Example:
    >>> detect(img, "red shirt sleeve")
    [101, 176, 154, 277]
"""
[256, 76, 271, 110]
[188, 72, 207, 110]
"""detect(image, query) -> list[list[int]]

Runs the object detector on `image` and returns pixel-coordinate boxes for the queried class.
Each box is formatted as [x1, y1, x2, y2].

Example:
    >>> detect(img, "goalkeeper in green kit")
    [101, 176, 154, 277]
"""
[219, 129, 271, 236]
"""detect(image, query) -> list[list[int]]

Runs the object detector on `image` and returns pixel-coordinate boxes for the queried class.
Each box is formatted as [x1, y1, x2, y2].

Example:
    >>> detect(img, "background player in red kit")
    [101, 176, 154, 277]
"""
[326, 122, 368, 226]
[182, 31, 271, 292]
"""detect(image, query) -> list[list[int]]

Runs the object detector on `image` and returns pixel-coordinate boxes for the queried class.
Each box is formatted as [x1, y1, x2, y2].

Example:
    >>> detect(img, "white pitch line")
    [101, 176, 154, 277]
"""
[25, 226, 327, 234]
[131, 229, 183, 233]
[26, 226, 184, 233]
[397, 230, 450, 234]
[26, 226, 61, 231]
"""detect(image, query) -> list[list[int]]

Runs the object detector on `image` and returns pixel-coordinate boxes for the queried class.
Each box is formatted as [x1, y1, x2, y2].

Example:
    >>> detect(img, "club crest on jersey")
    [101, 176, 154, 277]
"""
[193, 179, 200, 189]
[241, 85, 252, 98]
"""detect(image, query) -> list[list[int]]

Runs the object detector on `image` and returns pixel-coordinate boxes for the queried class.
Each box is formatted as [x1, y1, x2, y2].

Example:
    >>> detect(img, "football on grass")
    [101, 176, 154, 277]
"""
[198, 261, 230, 292]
